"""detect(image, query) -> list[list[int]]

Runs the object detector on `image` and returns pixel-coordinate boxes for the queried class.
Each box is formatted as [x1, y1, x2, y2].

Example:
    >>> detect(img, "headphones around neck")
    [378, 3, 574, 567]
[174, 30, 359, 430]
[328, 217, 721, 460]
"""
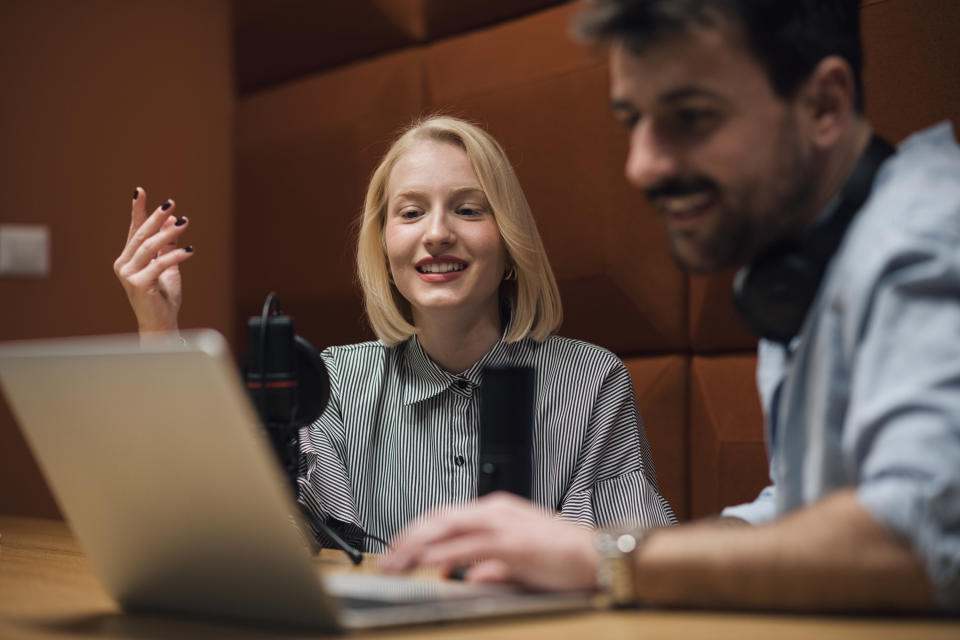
[733, 136, 896, 344]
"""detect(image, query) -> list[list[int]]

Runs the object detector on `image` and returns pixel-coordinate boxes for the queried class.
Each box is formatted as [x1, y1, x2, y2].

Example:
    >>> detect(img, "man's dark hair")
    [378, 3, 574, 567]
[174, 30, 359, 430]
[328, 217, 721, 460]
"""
[575, 0, 864, 112]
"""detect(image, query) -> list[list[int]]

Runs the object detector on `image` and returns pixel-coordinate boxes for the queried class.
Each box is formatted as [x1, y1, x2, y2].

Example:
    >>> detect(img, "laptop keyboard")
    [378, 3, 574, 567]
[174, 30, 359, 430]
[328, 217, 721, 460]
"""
[324, 573, 518, 604]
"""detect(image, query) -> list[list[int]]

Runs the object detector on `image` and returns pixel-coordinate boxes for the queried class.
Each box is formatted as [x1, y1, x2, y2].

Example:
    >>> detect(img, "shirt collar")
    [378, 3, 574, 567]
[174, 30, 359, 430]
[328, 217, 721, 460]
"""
[399, 320, 522, 406]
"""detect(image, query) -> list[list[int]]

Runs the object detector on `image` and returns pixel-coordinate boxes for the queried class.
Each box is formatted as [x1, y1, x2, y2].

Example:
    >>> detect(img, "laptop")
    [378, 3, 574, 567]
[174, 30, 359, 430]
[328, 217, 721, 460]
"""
[0, 330, 592, 631]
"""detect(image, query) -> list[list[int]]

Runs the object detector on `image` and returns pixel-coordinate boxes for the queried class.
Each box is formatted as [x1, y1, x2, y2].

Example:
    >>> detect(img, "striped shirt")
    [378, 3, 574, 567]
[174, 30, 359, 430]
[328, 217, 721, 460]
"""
[298, 332, 676, 552]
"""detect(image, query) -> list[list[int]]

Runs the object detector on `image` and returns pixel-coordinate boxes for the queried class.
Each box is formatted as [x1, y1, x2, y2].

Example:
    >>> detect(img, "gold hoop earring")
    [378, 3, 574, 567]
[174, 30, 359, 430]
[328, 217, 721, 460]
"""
[503, 265, 517, 281]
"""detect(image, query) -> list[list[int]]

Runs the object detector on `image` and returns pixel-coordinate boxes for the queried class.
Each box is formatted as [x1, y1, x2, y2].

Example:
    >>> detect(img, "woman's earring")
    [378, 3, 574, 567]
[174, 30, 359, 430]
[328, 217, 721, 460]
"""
[503, 265, 517, 281]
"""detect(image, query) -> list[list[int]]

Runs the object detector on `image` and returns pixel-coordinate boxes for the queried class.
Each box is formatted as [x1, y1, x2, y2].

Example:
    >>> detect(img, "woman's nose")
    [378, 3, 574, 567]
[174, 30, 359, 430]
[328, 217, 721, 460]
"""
[423, 211, 455, 250]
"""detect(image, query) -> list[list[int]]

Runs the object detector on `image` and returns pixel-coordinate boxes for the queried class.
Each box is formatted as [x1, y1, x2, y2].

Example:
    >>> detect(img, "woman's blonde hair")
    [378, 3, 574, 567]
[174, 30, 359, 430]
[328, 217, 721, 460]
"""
[357, 115, 562, 346]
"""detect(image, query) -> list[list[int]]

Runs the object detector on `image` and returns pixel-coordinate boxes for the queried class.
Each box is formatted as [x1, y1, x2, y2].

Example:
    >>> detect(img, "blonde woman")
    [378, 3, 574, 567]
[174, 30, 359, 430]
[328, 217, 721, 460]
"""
[114, 116, 676, 551]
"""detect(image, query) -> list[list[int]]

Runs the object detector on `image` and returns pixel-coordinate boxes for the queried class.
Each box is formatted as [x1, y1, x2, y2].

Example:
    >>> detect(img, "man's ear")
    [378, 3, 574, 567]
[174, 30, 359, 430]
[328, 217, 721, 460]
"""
[799, 55, 858, 150]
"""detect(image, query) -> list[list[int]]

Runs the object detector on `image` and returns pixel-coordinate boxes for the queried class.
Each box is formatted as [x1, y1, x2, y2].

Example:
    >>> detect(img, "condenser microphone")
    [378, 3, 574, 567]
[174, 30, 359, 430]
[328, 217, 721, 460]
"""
[477, 366, 535, 498]
[242, 293, 362, 564]
[244, 309, 298, 425]
[243, 293, 330, 482]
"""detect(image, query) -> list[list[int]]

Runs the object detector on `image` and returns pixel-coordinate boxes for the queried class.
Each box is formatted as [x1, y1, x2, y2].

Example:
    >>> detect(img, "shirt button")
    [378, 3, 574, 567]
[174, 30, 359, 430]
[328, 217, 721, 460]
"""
[456, 378, 469, 390]
[454, 455, 465, 467]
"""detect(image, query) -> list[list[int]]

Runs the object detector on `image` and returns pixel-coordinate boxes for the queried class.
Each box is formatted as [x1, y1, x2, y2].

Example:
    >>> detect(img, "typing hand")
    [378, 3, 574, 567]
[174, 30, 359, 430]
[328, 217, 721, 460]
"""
[383, 492, 598, 592]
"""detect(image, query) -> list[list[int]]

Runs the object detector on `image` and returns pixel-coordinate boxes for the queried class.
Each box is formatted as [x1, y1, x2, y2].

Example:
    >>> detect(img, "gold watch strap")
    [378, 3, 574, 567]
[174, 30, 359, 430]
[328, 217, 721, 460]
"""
[595, 527, 650, 608]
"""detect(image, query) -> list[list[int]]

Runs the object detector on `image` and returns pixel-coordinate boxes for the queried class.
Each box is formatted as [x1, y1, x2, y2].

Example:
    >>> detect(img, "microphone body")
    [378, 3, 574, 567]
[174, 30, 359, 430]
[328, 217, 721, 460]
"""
[477, 366, 535, 498]
[244, 314, 298, 424]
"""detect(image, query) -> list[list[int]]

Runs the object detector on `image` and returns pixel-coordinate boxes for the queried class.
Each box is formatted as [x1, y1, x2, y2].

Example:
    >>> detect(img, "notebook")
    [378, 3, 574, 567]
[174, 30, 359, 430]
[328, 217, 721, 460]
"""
[0, 329, 591, 631]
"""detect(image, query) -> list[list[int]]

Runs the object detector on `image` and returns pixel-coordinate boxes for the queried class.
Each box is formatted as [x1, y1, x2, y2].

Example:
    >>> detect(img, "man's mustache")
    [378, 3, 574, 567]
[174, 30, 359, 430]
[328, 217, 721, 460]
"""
[645, 177, 718, 202]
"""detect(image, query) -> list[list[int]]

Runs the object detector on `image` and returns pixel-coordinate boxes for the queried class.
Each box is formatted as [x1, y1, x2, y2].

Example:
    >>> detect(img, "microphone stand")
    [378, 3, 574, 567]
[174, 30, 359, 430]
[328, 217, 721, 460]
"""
[260, 418, 363, 566]
[298, 505, 363, 565]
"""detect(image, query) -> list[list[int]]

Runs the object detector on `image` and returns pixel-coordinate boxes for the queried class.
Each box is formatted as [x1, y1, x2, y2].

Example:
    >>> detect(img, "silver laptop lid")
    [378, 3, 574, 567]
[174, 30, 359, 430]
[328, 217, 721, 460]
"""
[0, 330, 338, 630]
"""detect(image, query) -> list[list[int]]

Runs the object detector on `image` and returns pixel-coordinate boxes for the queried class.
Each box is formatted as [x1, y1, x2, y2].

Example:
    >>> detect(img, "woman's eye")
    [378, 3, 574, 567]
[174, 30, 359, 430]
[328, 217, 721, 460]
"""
[399, 209, 422, 220]
[456, 207, 482, 217]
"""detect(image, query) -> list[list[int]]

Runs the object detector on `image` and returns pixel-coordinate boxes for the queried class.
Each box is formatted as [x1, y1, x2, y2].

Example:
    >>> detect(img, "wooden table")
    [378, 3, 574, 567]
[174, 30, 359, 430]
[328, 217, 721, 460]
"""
[1, 516, 957, 639]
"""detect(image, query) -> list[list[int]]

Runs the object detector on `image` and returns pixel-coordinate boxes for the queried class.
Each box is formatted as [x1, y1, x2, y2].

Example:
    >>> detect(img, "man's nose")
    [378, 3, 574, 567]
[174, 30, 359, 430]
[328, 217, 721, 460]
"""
[625, 122, 681, 190]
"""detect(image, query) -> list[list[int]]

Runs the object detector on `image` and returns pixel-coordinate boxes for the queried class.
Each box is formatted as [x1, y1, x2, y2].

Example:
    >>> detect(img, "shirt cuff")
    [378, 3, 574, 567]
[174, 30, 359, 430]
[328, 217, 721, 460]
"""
[720, 485, 778, 524]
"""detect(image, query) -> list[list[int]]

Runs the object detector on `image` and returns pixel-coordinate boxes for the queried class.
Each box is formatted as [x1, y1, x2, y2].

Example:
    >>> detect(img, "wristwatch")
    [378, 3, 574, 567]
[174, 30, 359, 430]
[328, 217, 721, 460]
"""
[595, 527, 650, 608]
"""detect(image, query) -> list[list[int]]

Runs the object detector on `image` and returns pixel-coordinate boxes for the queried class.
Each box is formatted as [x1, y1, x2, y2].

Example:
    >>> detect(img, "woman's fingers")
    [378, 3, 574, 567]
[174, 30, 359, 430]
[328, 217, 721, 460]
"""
[126, 187, 148, 244]
[156, 215, 187, 256]
[128, 245, 195, 287]
[114, 189, 191, 299]
[113, 188, 193, 336]
[117, 196, 176, 267]
[125, 213, 188, 274]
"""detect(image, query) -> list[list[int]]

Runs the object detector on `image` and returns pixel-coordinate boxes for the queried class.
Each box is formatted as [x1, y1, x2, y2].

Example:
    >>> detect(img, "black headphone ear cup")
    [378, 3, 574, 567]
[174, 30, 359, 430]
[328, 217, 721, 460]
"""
[734, 249, 821, 343]
[732, 136, 896, 344]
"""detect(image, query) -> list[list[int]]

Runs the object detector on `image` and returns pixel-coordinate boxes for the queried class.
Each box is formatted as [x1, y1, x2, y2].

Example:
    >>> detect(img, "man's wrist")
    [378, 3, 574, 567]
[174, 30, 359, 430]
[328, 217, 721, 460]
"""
[595, 526, 651, 608]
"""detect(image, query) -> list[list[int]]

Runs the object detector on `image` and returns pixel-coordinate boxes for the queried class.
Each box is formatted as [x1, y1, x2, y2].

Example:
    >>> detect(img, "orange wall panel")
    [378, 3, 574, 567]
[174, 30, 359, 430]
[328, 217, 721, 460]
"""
[688, 270, 757, 354]
[862, 0, 960, 144]
[689, 356, 768, 519]
[234, 0, 567, 93]
[0, 1, 234, 517]
[236, 49, 426, 348]
[624, 356, 688, 520]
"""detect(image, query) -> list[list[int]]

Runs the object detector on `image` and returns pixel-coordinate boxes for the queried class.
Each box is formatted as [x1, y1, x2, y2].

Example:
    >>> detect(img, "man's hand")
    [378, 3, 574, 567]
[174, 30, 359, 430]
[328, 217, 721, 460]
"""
[385, 490, 936, 611]
[383, 492, 598, 592]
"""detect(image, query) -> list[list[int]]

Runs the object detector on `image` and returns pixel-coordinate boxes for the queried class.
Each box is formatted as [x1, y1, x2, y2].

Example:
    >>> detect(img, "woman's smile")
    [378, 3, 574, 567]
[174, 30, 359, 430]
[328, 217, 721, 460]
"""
[415, 255, 469, 281]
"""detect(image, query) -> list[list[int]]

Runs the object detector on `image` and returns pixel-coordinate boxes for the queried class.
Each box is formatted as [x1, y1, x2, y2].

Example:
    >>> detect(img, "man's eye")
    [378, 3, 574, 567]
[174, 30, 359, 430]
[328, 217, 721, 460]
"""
[673, 109, 718, 133]
[617, 112, 640, 131]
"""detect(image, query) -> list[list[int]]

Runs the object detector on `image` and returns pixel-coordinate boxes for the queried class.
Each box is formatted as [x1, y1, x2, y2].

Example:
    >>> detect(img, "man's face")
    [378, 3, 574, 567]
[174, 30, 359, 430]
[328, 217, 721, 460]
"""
[609, 28, 819, 272]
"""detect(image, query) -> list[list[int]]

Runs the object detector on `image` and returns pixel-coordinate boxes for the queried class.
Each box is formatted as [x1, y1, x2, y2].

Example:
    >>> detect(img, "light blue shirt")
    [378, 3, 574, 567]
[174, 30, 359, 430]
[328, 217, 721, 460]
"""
[722, 123, 960, 609]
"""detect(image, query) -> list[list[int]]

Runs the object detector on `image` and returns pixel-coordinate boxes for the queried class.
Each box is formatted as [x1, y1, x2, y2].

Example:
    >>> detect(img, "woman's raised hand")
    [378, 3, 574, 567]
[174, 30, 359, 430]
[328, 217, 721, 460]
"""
[113, 187, 195, 336]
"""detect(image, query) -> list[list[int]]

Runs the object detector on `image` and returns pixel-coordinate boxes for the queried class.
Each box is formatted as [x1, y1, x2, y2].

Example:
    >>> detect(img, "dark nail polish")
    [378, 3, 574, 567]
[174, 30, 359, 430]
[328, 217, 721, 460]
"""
[161, 200, 172, 211]
[184, 245, 194, 253]
[132, 189, 139, 201]
[175, 217, 187, 227]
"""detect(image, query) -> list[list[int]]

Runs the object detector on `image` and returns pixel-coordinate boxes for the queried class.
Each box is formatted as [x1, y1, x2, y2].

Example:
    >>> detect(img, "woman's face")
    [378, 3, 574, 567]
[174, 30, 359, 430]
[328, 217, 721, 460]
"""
[383, 139, 508, 324]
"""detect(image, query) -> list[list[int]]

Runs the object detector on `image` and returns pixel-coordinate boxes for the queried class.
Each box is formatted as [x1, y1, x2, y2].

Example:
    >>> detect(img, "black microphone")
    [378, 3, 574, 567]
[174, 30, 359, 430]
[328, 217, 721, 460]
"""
[243, 293, 330, 482]
[477, 366, 535, 498]
[242, 292, 362, 565]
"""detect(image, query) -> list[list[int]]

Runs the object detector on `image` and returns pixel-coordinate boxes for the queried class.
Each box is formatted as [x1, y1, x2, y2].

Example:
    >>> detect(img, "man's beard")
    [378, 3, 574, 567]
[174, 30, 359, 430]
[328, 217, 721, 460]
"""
[653, 130, 818, 273]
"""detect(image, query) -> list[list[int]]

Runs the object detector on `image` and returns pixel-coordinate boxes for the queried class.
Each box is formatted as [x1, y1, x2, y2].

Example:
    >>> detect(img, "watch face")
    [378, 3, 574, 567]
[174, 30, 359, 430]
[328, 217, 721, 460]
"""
[615, 532, 639, 553]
